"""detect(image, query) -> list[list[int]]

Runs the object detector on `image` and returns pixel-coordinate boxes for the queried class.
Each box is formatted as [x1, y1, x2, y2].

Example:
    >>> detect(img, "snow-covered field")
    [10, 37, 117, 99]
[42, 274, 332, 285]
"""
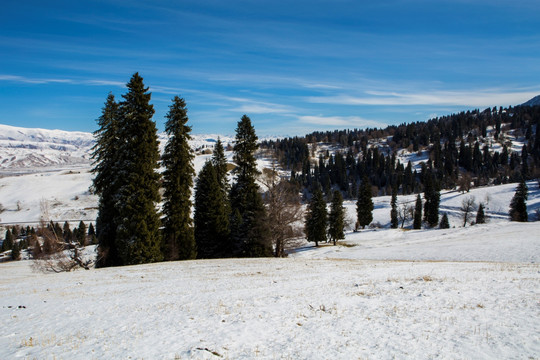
[1, 124, 539, 359]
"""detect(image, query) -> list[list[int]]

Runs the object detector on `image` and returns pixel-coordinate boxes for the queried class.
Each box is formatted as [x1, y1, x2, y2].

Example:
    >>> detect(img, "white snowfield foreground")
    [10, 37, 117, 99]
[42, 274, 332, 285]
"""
[1, 221, 539, 359]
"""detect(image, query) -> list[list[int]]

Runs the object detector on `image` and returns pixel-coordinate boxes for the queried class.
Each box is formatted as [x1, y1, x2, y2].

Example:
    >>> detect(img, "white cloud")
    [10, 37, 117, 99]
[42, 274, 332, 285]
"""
[298, 115, 387, 128]
[307, 88, 540, 107]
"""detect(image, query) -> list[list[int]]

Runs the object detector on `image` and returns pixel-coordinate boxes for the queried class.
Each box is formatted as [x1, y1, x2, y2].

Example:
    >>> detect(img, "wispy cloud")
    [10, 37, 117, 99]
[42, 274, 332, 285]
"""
[307, 88, 540, 107]
[298, 115, 387, 128]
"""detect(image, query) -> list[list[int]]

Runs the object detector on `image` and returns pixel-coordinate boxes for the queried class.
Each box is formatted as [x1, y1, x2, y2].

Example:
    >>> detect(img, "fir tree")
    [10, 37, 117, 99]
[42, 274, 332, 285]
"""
[92, 93, 121, 267]
[356, 176, 373, 229]
[212, 137, 229, 195]
[2, 229, 13, 252]
[476, 203, 486, 224]
[423, 171, 440, 227]
[194, 161, 230, 258]
[11, 241, 20, 260]
[63, 221, 72, 242]
[305, 188, 327, 247]
[413, 194, 422, 229]
[114, 73, 163, 265]
[390, 185, 398, 229]
[88, 223, 97, 245]
[229, 115, 272, 257]
[509, 180, 528, 222]
[161, 96, 196, 261]
[75, 221, 87, 245]
[439, 213, 450, 229]
[328, 190, 345, 245]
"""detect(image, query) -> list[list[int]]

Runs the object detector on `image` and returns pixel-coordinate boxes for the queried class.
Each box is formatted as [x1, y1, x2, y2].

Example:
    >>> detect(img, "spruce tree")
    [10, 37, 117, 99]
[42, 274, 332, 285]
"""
[476, 203, 486, 224]
[212, 137, 229, 195]
[161, 96, 196, 261]
[2, 229, 13, 252]
[413, 194, 422, 229]
[63, 221, 72, 242]
[75, 221, 87, 245]
[92, 93, 121, 267]
[229, 115, 272, 257]
[356, 176, 373, 229]
[328, 190, 345, 245]
[305, 188, 327, 247]
[509, 180, 528, 222]
[11, 241, 20, 260]
[390, 185, 398, 229]
[423, 171, 440, 227]
[439, 213, 450, 229]
[114, 73, 163, 265]
[194, 161, 230, 258]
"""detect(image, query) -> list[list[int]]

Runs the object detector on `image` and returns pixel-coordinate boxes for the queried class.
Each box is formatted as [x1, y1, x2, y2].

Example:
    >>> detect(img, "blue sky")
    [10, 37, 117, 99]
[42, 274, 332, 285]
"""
[1, 0, 539, 136]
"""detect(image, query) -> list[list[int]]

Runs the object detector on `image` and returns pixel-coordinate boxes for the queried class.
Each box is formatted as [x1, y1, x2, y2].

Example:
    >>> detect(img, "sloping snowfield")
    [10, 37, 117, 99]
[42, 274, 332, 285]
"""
[1, 220, 539, 359]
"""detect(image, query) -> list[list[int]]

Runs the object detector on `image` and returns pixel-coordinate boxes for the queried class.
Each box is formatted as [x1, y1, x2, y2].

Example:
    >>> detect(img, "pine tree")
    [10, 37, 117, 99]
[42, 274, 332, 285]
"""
[328, 190, 345, 245]
[509, 180, 528, 222]
[2, 229, 13, 252]
[439, 213, 450, 229]
[194, 161, 230, 258]
[476, 203, 486, 224]
[63, 221, 72, 242]
[356, 176, 373, 229]
[75, 221, 87, 245]
[161, 96, 196, 261]
[390, 185, 398, 229]
[113, 73, 163, 265]
[11, 241, 20, 260]
[423, 171, 440, 227]
[305, 188, 327, 247]
[229, 115, 272, 257]
[212, 137, 229, 195]
[88, 223, 97, 245]
[413, 194, 422, 229]
[92, 93, 122, 267]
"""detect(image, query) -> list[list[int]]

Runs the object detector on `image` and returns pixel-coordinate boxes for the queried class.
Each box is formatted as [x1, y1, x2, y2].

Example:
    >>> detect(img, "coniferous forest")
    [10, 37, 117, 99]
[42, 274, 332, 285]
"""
[91, 73, 540, 267]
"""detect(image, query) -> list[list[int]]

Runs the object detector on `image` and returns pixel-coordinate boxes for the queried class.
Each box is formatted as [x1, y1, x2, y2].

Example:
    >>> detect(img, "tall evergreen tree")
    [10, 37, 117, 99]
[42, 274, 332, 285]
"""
[92, 93, 122, 267]
[509, 180, 528, 222]
[229, 115, 272, 257]
[356, 176, 373, 229]
[476, 203, 486, 224]
[305, 188, 327, 247]
[194, 161, 230, 258]
[439, 213, 450, 229]
[2, 229, 13, 252]
[390, 185, 398, 229]
[413, 194, 422, 229]
[328, 190, 345, 245]
[212, 137, 229, 195]
[423, 171, 440, 227]
[11, 241, 20, 260]
[75, 221, 87, 245]
[161, 96, 196, 261]
[113, 73, 163, 265]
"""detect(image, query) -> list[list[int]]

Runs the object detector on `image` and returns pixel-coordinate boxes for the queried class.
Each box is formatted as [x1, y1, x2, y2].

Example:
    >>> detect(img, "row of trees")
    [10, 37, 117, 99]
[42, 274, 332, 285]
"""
[92, 74, 295, 267]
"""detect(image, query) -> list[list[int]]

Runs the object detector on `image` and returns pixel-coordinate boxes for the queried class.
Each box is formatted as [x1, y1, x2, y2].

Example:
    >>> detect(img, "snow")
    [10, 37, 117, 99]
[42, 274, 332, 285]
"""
[0, 124, 539, 359]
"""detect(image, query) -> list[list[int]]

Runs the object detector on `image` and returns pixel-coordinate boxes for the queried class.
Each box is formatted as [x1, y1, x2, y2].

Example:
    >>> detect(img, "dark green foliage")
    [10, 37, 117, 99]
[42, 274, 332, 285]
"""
[75, 221, 87, 245]
[413, 194, 422, 229]
[11, 241, 20, 260]
[390, 185, 398, 229]
[92, 93, 121, 267]
[88, 223, 97, 245]
[439, 213, 450, 229]
[328, 190, 345, 245]
[63, 221, 72, 242]
[2, 229, 13, 252]
[114, 73, 162, 265]
[162, 96, 196, 261]
[305, 188, 327, 247]
[93, 73, 162, 267]
[509, 180, 528, 222]
[212, 137, 229, 194]
[423, 171, 440, 227]
[194, 161, 230, 258]
[356, 176, 373, 229]
[229, 115, 272, 257]
[476, 203, 486, 224]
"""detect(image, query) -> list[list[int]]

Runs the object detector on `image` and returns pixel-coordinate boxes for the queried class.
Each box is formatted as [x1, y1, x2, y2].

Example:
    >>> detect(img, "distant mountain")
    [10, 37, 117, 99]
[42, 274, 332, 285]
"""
[0, 123, 237, 172]
[521, 95, 540, 107]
